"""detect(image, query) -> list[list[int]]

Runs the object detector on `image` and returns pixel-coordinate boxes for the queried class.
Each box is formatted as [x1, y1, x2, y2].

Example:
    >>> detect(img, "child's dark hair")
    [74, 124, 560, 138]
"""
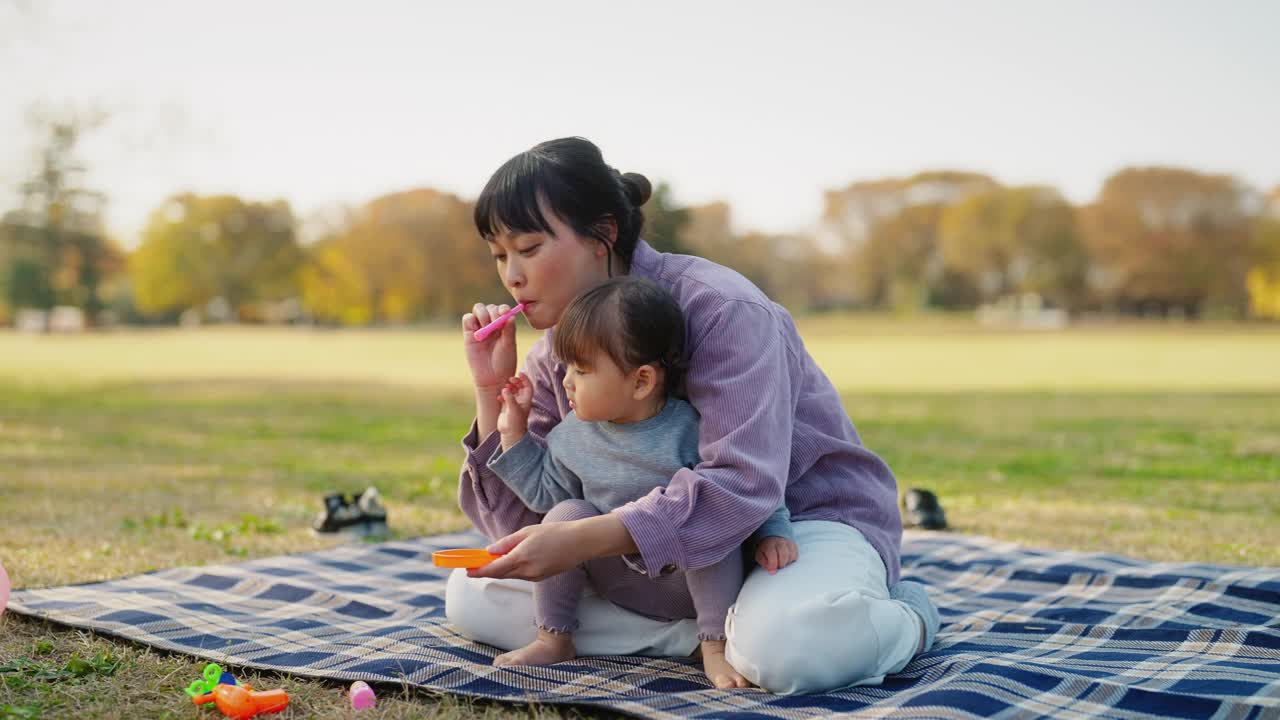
[553, 277, 686, 396]
[474, 137, 651, 277]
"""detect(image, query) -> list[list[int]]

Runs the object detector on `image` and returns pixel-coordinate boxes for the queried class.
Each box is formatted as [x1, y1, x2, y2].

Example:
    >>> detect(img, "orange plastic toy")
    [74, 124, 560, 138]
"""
[193, 683, 290, 719]
[432, 549, 500, 568]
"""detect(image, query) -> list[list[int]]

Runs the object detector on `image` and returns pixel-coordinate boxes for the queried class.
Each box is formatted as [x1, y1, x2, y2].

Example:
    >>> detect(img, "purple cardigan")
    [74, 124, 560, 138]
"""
[458, 240, 903, 584]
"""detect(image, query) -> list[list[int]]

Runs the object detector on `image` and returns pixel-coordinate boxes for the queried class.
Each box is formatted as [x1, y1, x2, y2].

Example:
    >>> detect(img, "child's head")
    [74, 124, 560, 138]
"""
[552, 276, 685, 423]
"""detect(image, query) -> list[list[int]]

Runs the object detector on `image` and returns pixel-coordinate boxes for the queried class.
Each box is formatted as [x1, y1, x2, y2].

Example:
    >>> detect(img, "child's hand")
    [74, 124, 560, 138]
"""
[754, 536, 798, 575]
[497, 373, 534, 448]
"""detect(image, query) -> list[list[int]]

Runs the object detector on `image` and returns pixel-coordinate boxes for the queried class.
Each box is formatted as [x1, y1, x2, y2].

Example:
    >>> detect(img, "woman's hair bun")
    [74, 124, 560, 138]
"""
[620, 172, 652, 207]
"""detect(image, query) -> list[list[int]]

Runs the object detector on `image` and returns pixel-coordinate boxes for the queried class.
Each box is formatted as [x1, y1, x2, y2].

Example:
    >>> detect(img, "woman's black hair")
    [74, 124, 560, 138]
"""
[474, 137, 652, 277]
[553, 276, 686, 396]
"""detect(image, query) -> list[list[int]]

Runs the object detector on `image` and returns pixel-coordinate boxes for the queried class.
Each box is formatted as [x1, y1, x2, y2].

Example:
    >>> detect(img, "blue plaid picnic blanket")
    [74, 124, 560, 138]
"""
[9, 530, 1280, 719]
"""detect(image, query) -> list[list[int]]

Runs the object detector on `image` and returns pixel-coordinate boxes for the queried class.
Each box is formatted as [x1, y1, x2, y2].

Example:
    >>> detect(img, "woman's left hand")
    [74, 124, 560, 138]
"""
[468, 521, 591, 581]
[468, 512, 638, 581]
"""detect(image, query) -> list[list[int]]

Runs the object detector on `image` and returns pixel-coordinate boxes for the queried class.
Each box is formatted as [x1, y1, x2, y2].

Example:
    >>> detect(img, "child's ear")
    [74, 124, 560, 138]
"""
[632, 364, 659, 400]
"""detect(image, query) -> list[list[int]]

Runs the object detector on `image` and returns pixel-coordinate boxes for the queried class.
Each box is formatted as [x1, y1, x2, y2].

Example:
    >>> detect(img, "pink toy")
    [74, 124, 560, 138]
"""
[473, 303, 525, 341]
[0, 560, 9, 617]
[349, 680, 376, 710]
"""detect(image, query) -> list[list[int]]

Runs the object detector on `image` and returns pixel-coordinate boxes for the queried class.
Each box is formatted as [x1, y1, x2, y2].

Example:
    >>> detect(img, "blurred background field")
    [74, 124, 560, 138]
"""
[3, 318, 1280, 391]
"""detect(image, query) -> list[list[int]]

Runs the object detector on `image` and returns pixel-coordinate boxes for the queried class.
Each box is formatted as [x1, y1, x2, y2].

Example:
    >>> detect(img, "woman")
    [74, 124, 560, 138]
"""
[446, 137, 939, 694]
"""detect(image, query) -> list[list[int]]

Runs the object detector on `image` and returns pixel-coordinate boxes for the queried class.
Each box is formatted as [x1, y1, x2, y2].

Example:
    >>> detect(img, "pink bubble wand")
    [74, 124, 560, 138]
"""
[473, 303, 525, 342]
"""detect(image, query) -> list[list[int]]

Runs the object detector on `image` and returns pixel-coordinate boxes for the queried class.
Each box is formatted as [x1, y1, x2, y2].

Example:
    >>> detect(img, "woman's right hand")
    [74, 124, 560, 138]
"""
[462, 302, 518, 391]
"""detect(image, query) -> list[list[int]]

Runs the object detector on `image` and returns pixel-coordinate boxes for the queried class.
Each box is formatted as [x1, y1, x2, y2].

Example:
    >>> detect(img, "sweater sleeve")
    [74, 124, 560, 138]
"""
[456, 335, 564, 541]
[747, 506, 794, 551]
[614, 299, 794, 574]
[486, 431, 585, 514]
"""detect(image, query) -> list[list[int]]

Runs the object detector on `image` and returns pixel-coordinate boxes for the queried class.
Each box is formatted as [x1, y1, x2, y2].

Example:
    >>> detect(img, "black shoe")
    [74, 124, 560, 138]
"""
[903, 488, 947, 530]
[313, 492, 364, 533]
[313, 488, 390, 537]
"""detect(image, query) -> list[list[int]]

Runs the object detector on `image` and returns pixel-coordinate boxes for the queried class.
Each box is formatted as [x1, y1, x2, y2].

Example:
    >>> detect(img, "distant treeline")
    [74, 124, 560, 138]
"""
[3, 119, 1279, 325]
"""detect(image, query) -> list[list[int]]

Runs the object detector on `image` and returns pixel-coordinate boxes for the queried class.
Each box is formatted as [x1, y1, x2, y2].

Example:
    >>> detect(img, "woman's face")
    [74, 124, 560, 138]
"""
[486, 208, 611, 330]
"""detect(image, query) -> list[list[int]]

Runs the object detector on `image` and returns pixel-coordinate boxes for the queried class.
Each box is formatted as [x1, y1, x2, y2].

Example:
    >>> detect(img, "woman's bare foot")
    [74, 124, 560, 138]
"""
[699, 639, 751, 689]
[493, 629, 576, 667]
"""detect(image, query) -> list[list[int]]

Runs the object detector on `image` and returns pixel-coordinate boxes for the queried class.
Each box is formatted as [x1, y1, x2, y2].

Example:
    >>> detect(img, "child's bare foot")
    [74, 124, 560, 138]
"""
[700, 639, 751, 689]
[493, 629, 576, 667]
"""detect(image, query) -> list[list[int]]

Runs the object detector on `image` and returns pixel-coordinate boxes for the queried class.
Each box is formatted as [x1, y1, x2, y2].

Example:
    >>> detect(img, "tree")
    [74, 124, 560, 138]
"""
[299, 188, 502, 324]
[1246, 193, 1280, 319]
[680, 202, 735, 259]
[822, 171, 999, 308]
[5, 106, 116, 322]
[131, 194, 303, 318]
[858, 204, 947, 310]
[940, 186, 1089, 309]
[641, 181, 690, 254]
[5, 256, 53, 310]
[299, 236, 373, 326]
[1083, 167, 1256, 316]
[669, 202, 837, 311]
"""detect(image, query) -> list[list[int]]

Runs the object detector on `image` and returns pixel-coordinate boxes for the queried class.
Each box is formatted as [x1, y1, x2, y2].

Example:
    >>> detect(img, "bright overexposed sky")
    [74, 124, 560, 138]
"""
[2, 0, 1277, 248]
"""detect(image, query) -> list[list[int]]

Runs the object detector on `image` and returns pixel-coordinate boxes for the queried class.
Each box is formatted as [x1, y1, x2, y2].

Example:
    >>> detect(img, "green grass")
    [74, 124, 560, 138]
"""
[1, 320, 1278, 718]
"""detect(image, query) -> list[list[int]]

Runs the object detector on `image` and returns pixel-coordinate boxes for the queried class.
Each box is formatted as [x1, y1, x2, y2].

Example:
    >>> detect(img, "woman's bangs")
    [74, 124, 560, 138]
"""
[474, 156, 558, 239]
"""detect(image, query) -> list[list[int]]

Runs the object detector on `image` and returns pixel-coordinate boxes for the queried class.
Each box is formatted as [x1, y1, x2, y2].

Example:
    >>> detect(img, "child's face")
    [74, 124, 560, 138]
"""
[561, 351, 648, 423]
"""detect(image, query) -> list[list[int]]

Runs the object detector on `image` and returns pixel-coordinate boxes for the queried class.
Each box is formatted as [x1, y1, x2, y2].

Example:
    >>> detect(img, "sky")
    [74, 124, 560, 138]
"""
[2, 0, 1278, 248]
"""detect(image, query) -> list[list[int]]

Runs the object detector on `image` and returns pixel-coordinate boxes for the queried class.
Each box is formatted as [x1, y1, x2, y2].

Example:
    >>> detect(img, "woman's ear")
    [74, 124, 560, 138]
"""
[632, 364, 660, 401]
[593, 218, 618, 256]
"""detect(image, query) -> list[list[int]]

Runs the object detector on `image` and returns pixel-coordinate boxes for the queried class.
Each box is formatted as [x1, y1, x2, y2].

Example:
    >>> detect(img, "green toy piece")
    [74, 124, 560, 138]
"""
[184, 663, 233, 698]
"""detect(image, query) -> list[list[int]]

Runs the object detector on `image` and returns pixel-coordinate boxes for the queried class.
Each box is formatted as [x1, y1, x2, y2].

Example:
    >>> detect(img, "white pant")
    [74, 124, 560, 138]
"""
[445, 520, 921, 694]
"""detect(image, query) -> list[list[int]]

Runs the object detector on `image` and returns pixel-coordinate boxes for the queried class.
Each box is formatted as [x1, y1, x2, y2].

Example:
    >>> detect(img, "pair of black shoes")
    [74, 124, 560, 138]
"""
[313, 487, 389, 536]
[902, 488, 947, 530]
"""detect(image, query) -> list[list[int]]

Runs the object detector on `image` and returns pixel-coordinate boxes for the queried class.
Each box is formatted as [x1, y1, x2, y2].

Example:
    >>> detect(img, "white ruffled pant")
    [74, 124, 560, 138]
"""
[446, 520, 922, 694]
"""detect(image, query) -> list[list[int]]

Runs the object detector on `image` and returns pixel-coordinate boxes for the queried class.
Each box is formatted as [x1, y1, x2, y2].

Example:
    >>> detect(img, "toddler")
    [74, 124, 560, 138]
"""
[487, 276, 797, 688]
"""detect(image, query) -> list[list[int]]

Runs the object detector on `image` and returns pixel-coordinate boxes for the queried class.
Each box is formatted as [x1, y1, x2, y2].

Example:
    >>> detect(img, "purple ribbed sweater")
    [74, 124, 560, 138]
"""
[458, 240, 903, 584]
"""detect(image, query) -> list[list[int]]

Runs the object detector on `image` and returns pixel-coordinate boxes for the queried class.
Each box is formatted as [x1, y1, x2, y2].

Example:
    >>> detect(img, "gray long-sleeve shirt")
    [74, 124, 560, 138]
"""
[487, 398, 793, 547]
[459, 239, 902, 584]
